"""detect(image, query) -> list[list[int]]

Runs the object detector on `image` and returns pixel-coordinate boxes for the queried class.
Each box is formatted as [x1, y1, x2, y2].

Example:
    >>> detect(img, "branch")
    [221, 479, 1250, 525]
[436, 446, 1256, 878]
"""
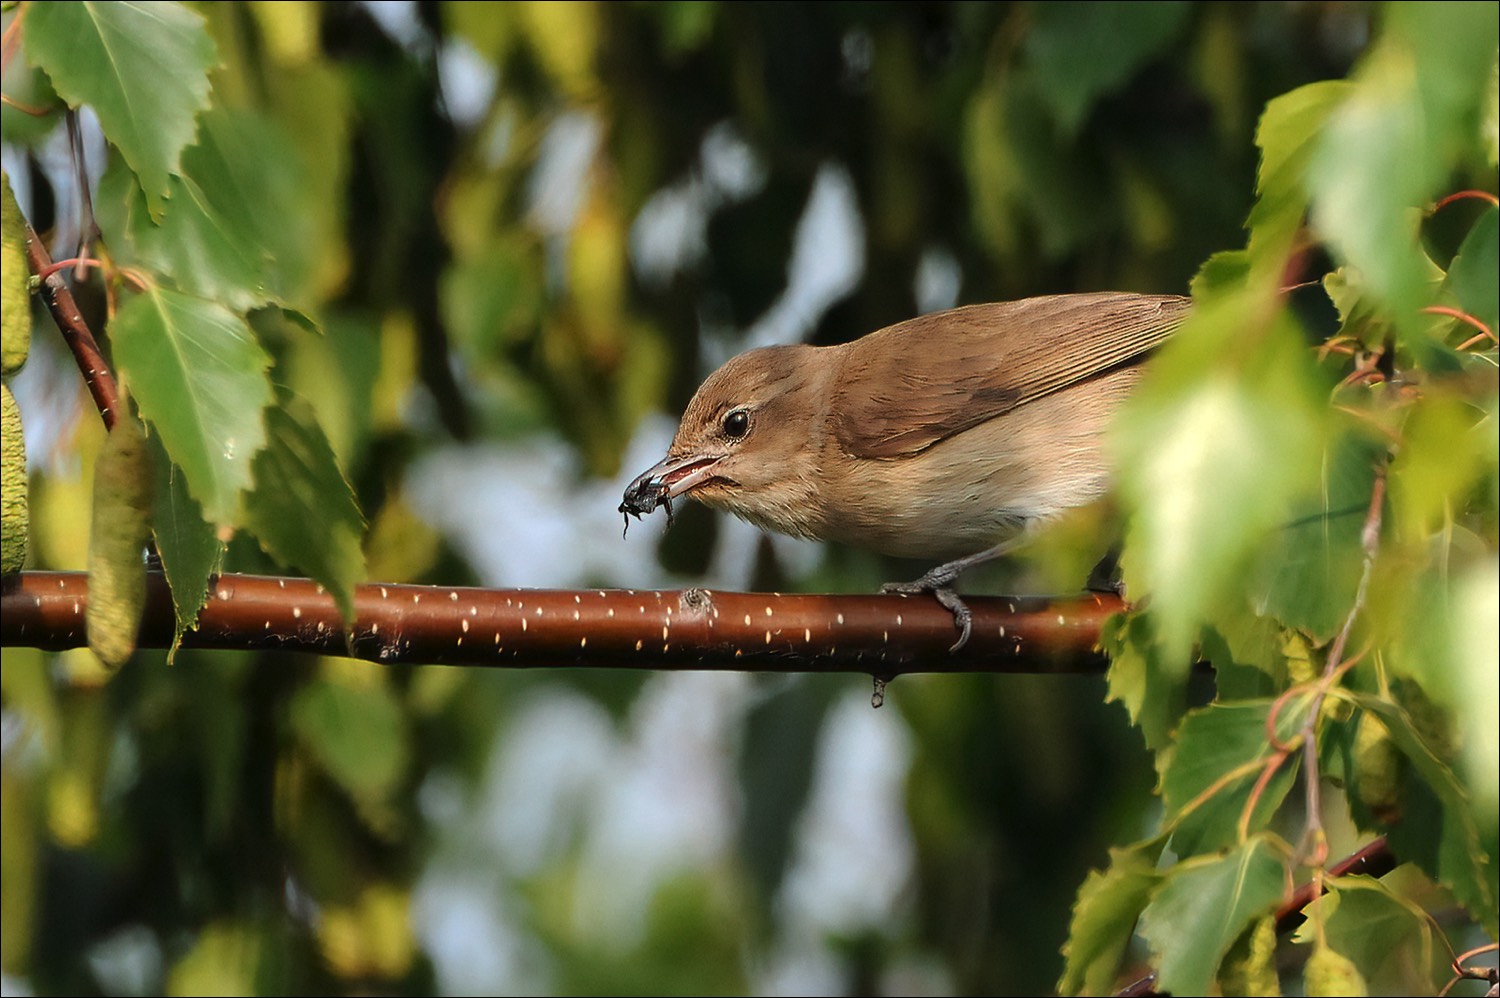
[1, 570, 1125, 675]
[24, 217, 120, 429]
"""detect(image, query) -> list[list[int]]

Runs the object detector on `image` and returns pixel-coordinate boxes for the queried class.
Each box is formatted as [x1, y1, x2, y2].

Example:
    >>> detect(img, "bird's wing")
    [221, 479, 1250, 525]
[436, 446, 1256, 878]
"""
[831, 292, 1190, 459]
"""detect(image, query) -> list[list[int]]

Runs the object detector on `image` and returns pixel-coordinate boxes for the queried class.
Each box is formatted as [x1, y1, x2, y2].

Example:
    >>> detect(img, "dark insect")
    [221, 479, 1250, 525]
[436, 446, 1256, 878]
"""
[618, 480, 674, 539]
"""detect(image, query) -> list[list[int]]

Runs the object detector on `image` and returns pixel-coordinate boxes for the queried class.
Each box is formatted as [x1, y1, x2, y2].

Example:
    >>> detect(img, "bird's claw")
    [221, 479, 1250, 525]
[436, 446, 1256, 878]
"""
[882, 577, 973, 652]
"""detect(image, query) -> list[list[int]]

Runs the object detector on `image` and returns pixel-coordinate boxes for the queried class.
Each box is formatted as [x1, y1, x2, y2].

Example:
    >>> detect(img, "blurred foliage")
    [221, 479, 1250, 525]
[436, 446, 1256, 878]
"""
[1, 1, 1496, 996]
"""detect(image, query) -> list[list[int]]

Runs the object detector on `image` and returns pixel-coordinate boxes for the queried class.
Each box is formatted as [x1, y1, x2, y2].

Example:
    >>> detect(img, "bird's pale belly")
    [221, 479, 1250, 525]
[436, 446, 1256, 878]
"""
[807, 370, 1134, 560]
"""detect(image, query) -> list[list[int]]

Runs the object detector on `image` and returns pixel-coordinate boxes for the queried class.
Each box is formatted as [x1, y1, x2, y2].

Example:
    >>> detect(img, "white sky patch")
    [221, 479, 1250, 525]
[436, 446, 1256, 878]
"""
[915, 244, 963, 315]
[437, 36, 498, 129]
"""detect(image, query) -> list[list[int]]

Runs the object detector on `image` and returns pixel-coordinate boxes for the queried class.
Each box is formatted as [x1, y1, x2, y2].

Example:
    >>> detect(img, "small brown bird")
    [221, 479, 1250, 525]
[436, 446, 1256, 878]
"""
[621, 292, 1191, 649]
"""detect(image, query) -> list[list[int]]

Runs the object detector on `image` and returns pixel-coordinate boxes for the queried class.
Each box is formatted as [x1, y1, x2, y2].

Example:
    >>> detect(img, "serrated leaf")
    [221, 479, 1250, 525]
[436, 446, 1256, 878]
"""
[24, 1, 217, 220]
[1309, 3, 1498, 339]
[1058, 840, 1165, 996]
[1102, 611, 1187, 753]
[1138, 836, 1286, 997]
[1199, 614, 1287, 700]
[1294, 871, 1446, 995]
[95, 108, 313, 312]
[245, 397, 365, 625]
[1162, 700, 1305, 857]
[109, 288, 272, 524]
[148, 431, 221, 659]
[1248, 80, 1351, 274]
[1346, 691, 1497, 935]
[289, 676, 406, 801]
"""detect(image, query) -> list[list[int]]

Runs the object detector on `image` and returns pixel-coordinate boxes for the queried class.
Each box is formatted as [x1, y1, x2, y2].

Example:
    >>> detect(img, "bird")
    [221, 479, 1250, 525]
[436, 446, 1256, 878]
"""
[620, 291, 1191, 649]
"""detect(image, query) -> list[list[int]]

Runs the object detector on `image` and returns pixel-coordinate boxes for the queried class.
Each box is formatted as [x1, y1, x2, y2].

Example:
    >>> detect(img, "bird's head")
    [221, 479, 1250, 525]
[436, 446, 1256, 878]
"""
[620, 344, 829, 538]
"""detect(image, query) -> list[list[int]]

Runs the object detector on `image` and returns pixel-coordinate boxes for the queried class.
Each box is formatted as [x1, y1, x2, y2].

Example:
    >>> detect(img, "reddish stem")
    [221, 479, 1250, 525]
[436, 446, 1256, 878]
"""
[23, 219, 121, 430]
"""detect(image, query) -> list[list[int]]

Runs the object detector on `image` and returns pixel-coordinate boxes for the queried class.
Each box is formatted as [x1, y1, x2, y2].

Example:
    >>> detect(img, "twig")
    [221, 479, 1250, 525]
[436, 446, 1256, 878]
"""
[1441, 942, 1500, 998]
[1296, 462, 1386, 867]
[1421, 306, 1496, 349]
[1431, 190, 1500, 211]
[23, 217, 120, 429]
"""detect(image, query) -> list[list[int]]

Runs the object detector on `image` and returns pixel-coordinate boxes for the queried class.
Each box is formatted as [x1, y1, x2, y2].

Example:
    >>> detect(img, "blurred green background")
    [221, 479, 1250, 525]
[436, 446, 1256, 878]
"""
[0, 2, 1433, 994]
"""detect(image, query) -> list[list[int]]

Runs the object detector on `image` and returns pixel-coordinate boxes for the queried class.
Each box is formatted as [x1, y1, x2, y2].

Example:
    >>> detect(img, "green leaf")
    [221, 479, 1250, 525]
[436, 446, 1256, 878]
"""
[245, 397, 366, 625]
[1248, 80, 1351, 274]
[1161, 700, 1305, 857]
[1102, 611, 1188, 752]
[1442, 204, 1498, 336]
[289, 675, 407, 801]
[1138, 836, 1286, 997]
[1449, 561, 1499, 830]
[1253, 424, 1380, 640]
[1199, 614, 1287, 700]
[95, 108, 314, 312]
[1113, 296, 1326, 664]
[1293, 869, 1448, 995]
[1309, 3, 1497, 338]
[1058, 840, 1165, 996]
[1024, 2, 1191, 135]
[109, 288, 273, 524]
[1347, 691, 1497, 935]
[24, 0, 217, 221]
[148, 431, 222, 659]
[1388, 394, 1494, 543]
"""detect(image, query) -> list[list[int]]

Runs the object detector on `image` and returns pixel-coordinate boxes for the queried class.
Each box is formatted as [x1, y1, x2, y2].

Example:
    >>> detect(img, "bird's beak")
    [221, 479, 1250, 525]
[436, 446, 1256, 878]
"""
[620, 453, 724, 519]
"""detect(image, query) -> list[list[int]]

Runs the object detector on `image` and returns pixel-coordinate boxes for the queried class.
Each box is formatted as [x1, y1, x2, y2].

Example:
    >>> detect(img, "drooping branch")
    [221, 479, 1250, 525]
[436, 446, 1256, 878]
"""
[1, 570, 1124, 675]
[24, 217, 120, 429]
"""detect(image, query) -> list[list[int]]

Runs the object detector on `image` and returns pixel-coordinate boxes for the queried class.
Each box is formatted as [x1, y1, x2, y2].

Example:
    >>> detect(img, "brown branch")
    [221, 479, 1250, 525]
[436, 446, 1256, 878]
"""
[24, 217, 120, 430]
[1, 570, 1125, 675]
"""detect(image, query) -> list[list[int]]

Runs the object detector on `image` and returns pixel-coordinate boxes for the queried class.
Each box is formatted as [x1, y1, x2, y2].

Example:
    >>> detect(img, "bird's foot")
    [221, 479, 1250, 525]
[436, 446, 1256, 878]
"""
[882, 567, 973, 652]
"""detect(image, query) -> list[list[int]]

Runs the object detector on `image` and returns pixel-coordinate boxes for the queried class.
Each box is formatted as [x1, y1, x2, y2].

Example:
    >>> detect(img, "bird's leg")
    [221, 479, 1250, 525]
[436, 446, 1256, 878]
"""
[881, 538, 1025, 652]
[1085, 543, 1125, 596]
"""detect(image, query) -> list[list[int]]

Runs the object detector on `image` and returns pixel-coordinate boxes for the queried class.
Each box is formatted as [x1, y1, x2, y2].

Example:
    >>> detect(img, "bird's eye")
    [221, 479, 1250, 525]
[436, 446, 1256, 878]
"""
[722, 409, 750, 439]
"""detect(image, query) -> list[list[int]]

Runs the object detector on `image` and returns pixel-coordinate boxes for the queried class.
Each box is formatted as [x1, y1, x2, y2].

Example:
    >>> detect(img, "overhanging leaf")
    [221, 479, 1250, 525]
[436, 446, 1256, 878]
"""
[109, 288, 272, 524]
[245, 397, 366, 625]
[1058, 839, 1166, 996]
[24, 1, 217, 220]
[1102, 610, 1187, 753]
[1161, 700, 1305, 857]
[148, 431, 221, 658]
[1293, 869, 1448, 995]
[1138, 836, 1286, 997]
[94, 108, 314, 313]
[1346, 691, 1497, 935]
[1113, 295, 1327, 665]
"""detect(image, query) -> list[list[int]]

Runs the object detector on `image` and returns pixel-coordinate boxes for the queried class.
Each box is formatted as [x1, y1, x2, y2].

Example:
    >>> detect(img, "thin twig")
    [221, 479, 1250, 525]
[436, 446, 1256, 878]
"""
[1296, 463, 1386, 867]
[1432, 189, 1500, 211]
[23, 217, 120, 430]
